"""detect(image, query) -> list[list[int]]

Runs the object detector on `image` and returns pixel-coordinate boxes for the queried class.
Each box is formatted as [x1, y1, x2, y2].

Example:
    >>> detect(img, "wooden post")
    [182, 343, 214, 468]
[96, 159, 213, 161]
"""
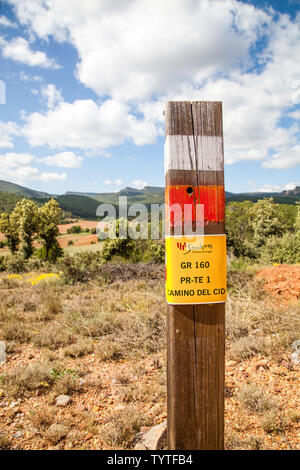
[165, 101, 226, 450]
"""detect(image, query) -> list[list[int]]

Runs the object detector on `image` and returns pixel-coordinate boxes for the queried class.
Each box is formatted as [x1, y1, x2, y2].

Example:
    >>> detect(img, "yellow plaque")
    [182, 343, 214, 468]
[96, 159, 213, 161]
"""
[165, 235, 227, 305]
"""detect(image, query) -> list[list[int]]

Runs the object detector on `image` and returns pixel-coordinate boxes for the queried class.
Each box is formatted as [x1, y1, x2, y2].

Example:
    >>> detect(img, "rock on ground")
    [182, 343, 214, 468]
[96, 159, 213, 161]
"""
[134, 421, 167, 450]
[55, 395, 72, 407]
[0, 341, 6, 364]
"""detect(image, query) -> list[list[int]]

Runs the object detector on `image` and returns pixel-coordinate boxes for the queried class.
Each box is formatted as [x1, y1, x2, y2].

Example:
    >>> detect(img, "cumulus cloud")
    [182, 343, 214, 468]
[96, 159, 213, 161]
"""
[0, 121, 19, 149]
[23, 99, 157, 150]
[0, 152, 66, 184]
[263, 146, 300, 169]
[6, 0, 300, 169]
[41, 84, 63, 109]
[131, 179, 147, 190]
[0, 36, 60, 68]
[41, 151, 83, 168]
[0, 15, 17, 28]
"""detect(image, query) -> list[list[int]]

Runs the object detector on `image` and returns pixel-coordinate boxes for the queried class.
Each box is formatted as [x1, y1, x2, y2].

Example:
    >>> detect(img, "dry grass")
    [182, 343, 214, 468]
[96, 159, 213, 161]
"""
[0, 264, 299, 450]
[238, 384, 277, 413]
[64, 338, 94, 358]
[229, 336, 268, 361]
[99, 407, 151, 449]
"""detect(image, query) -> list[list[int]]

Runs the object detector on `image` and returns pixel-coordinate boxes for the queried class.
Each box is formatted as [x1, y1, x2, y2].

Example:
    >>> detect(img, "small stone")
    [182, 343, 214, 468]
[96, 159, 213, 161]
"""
[291, 351, 300, 365]
[0, 341, 6, 364]
[46, 424, 69, 443]
[226, 360, 237, 367]
[55, 395, 72, 407]
[134, 421, 167, 450]
[0, 389, 4, 398]
[13, 431, 23, 439]
[77, 404, 86, 412]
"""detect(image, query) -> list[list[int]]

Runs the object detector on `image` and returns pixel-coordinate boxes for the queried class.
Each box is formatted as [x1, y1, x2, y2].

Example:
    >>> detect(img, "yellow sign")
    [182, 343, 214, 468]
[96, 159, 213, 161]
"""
[165, 235, 227, 305]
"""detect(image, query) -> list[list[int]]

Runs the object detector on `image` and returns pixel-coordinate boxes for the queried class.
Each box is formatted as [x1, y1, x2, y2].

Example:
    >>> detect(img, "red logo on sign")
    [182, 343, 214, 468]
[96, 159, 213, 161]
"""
[177, 242, 186, 251]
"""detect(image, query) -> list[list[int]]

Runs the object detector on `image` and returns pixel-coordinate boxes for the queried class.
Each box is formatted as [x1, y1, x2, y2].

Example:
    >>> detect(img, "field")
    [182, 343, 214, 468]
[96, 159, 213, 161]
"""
[0, 220, 102, 256]
[0, 263, 299, 450]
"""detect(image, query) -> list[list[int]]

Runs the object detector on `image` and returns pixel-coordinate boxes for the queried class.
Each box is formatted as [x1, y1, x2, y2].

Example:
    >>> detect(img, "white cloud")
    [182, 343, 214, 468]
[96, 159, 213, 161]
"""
[104, 179, 112, 185]
[8, 0, 270, 100]
[20, 71, 43, 82]
[23, 99, 157, 150]
[115, 179, 123, 186]
[40, 84, 63, 109]
[263, 146, 300, 169]
[6, 0, 300, 169]
[257, 182, 297, 193]
[41, 151, 83, 168]
[0, 16, 17, 28]
[131, 179, 147, 190]
[0, 36, 60, 69]
[0, 121, 19, 149]
[0, 152, 66, 184]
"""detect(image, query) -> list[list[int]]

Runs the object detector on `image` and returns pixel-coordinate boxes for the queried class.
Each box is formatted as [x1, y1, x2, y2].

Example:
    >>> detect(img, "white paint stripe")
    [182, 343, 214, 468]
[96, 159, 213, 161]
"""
[165, 135, 224, 173]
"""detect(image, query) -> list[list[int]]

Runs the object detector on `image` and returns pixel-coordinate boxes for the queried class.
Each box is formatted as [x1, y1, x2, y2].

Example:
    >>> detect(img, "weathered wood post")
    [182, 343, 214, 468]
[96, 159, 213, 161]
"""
[165, 101, 226, 449]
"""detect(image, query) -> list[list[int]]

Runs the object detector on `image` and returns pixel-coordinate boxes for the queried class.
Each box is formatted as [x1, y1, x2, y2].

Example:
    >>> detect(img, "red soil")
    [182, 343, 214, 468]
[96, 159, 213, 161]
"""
[256, 265, 300, 303]
[58, 234, 98, 248]
[58, 220, 98, 234]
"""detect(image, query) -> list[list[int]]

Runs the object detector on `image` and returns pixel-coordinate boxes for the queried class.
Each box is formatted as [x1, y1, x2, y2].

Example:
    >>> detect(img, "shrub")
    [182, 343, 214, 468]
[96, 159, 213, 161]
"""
[2, 362, 55, 397]
[37, 242, 63, 263]
[99, 407, 150, 449]
[34, 324, 74, 350]
[59, 252, 103, 282]
[64, 339, 93, 358]
[91, 227, 96, 234]
[238, 385, 277, 413]
[5, 254, 27, 273]
[67, 225, 82, 234]
[68, 240, 74, 246]
[229, 336, 267, 361]
[0, 255, 6, 271]
[261, 232, 300, 264]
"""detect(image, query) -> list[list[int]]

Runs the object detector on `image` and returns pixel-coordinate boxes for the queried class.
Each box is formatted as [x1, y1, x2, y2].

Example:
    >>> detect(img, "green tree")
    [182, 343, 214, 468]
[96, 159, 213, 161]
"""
[226, 201, 254, 257]
[248, 198, 286, 249]
[13, 199, 39, 259]
[0, 212, 20, 254]
[294, 202, 300, 232]
[101, 218, 135, 262]
[37, 198, 63, 261]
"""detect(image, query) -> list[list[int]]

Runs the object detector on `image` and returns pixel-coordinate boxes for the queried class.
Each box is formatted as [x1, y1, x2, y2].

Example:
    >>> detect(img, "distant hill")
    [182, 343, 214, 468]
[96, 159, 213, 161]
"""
[0, 179, 299, 219]
[281, 186, 300, 196]
[0, 191, 23, 214]
[0, 180, 50, 199]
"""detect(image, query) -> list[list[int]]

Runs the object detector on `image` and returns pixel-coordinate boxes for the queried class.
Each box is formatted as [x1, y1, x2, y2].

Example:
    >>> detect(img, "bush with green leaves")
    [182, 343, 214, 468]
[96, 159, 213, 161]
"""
[67, 225, 82, 234]
[5, 254, 27, 273]
[261, 231, 300, 264]
[37, 241, 63, 263]
[248, 198, 286, 249]
[13, 199, 39, 259]
[37, 199, 62, 262]
[0, 211, 20, 254]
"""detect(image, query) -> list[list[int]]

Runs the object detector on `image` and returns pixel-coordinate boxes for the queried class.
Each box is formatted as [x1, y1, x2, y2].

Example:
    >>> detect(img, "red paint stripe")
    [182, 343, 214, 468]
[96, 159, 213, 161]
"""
[165, 185, 225, 226]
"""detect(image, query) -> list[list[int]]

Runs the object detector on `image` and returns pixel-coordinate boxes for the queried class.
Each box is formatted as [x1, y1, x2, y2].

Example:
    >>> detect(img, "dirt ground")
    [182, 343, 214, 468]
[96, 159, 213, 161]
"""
[0, 265, 299, 450]
[257, 265, 300, 303]
[58, 220, 99, 234]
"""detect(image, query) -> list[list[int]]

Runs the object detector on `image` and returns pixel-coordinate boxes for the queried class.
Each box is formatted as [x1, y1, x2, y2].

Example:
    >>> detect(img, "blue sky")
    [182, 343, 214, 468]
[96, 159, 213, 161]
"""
[0, 0, 300, 195]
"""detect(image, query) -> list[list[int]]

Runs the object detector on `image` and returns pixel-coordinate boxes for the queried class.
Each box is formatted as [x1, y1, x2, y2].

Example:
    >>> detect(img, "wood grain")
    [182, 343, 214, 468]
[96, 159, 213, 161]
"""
[165, 101, 225, 449]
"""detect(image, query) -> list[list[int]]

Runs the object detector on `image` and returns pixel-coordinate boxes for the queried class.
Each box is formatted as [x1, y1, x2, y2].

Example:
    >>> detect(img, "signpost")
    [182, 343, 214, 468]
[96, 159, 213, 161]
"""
[165, 101, 226, 449]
